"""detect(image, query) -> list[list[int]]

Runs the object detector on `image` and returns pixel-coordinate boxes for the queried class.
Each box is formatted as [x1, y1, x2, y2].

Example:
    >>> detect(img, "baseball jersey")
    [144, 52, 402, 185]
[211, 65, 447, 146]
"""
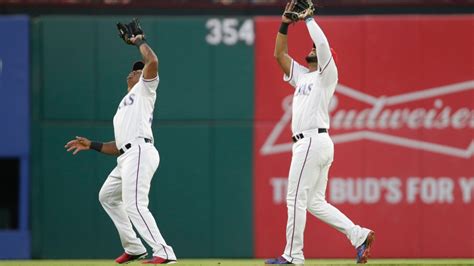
[284, 56, 337, 134]
[113, 74, 159, 149]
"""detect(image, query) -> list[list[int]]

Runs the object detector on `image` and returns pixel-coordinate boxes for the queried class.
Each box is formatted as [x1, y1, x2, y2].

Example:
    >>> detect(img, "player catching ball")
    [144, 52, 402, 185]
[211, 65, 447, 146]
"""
[265, 1, 375, 264]
[64, 18, 177, 264]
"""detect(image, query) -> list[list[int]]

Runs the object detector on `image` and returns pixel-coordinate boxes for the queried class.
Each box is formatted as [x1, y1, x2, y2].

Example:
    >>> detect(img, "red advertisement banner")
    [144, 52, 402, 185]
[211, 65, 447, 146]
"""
[254, 15, 474, 258]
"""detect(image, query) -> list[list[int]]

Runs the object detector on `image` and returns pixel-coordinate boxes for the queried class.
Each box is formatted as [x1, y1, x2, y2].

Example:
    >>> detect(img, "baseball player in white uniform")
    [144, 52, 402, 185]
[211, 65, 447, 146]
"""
[265, 4, 375, 265]
[64, 20, 177, 264]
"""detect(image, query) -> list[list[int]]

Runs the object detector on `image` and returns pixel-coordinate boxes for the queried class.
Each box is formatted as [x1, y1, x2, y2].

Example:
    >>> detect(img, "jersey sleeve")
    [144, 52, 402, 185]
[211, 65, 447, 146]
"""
[305, 18, 332, 74]
[319, 58, 338, 88]
[138, 73, 159, 94]
[283, 59, 309, 88]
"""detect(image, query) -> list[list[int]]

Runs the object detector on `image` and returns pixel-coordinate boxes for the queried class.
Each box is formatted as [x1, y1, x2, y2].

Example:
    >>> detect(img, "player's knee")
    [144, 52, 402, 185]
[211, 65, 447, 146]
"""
[308, 198, 327, 210]
[98, 189, 108, 205]
[99, 189, 119, 207]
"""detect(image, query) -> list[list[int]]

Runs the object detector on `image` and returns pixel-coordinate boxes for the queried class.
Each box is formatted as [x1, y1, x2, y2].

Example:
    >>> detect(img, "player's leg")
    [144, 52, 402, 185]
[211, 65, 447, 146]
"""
[99, 166, 147, 256]
[307, 163, 373, 263]
[281, 137, 319, 264]
[307, 163, 370, 244]
[120, 145, 177, 261]
[306, 135, 372, 250]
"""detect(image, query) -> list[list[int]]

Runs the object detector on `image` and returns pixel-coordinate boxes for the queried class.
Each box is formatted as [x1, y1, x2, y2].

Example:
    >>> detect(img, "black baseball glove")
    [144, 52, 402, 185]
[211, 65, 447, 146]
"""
[117, 18, 145, 45]
[284, 0, 315, 22]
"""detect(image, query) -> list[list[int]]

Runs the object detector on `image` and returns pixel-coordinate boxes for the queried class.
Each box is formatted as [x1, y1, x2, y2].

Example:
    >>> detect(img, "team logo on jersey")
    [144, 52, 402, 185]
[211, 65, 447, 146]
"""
[295, 83, 313, 96]
[118, 93, 136, 110]
[260, 80, 474, 158]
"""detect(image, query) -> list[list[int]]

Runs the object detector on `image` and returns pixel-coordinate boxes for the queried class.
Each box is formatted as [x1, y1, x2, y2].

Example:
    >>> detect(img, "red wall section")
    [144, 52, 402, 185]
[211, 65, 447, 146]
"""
[254, 15, 474, 258]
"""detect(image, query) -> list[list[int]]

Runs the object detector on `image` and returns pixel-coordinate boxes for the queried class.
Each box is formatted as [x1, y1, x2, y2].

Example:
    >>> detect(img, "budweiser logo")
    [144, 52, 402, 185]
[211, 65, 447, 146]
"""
[261, 80, 474, 158]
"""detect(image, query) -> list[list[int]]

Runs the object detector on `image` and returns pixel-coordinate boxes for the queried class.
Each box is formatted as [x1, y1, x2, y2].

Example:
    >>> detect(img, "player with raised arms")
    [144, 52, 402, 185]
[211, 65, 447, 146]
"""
[265, 1, 375, 264]
[65, 18, 177, 265]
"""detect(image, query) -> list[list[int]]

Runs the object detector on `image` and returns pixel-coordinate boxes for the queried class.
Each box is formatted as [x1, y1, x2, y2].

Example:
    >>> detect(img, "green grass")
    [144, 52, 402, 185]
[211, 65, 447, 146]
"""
[0, 259, 473, 266]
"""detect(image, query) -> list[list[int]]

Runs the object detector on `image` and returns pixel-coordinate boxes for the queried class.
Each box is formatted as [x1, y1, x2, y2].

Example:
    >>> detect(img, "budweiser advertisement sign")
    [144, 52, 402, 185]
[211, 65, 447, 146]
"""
[254, 16, 473, 258]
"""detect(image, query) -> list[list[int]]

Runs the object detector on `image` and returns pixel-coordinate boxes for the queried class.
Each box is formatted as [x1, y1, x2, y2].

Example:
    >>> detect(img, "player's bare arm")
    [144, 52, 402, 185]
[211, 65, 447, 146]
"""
[130, 34, 158, 79]
[274, 2, 295, 76]
[64, 136, 120, 156]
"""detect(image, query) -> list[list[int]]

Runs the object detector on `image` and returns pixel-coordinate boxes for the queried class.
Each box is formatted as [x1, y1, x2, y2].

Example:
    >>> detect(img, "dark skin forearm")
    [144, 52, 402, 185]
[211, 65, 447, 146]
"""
[139, 43, 158, 66]
[64, 136, 120, 156]
[100, 141, 121, 156]
[274, 32, 289, 58]
[136, 40, 158, 80]
[275, 4, 293, 77]
[274, 31, 292, 77]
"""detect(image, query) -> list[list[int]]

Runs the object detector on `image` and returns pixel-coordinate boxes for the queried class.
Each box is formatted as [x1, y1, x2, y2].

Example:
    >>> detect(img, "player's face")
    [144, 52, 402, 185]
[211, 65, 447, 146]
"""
[127, 70, 142, 90]
[305, 48, 318, 65]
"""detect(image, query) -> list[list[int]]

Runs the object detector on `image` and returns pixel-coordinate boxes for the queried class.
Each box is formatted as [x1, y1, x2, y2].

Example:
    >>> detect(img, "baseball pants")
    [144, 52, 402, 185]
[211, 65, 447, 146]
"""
[282, 131, 371, 264]
[99, 142, 176, 260]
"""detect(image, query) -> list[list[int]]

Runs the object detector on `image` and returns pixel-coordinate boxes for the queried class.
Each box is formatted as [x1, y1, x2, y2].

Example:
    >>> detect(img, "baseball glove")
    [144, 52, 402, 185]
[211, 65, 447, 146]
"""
[117, 18, 145, 45]
[283, 0, 315, 22]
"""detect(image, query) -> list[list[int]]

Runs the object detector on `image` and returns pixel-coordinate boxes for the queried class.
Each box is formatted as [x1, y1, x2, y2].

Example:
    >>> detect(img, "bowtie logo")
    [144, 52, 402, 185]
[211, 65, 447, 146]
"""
[261, 80, 474, 159]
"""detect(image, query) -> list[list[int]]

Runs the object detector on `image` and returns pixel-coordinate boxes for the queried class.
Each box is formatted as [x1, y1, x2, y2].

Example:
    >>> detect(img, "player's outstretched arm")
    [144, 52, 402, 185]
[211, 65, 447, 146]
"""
[274, 2, 294, 76]
[117, 18, 158, 80]
[130, 35, 158, 80]
[64, 136, 120, 156]
[303, 15, 332, 70]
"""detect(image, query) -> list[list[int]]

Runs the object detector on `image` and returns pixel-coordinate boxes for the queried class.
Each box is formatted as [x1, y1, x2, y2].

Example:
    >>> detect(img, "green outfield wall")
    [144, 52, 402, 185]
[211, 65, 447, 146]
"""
[30, 16, 254, 259]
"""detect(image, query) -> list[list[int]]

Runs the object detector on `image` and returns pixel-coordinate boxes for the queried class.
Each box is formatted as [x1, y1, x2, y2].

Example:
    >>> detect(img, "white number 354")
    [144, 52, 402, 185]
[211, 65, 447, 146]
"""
[206, 18, 254, 46]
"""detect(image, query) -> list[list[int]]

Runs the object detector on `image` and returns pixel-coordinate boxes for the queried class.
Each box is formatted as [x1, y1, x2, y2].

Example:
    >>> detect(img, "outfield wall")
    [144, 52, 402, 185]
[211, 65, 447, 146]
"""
[30, 16, 254, 259]
[253, 15, 474, 258]
[0, 15, 30, 259]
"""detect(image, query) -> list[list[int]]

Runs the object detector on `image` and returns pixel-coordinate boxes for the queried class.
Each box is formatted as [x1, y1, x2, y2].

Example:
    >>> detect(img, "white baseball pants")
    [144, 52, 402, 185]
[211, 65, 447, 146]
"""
[99, 141, 176, 260]
[282, 131, 371, 264]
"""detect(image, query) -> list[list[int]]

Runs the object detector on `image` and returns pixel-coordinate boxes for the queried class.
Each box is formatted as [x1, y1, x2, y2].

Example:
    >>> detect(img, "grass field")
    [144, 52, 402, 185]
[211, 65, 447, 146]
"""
[0, 259, 473, 266]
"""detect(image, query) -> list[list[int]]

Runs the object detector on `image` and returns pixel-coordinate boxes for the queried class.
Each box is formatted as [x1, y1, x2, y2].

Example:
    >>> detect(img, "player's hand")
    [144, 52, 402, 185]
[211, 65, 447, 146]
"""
[64, 136, 91, 155]
[298, 7, 314, 20]
[282, 2, 295, 24]
[129, 34, 146, 46]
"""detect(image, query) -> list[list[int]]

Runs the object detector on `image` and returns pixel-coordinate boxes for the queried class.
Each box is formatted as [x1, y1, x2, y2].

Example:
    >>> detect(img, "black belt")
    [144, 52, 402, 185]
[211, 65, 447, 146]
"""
[119, 138, 152, 155]
[292, 128, 327, 143]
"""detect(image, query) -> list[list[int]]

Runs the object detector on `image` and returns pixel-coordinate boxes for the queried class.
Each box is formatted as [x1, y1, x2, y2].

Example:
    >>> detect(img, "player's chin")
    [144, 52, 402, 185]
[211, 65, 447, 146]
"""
[305, 55, 318, 64]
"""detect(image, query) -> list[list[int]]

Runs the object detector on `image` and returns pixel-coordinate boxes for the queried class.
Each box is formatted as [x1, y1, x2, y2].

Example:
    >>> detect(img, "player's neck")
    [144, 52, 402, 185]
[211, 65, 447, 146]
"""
[308, 63, 318, 72]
